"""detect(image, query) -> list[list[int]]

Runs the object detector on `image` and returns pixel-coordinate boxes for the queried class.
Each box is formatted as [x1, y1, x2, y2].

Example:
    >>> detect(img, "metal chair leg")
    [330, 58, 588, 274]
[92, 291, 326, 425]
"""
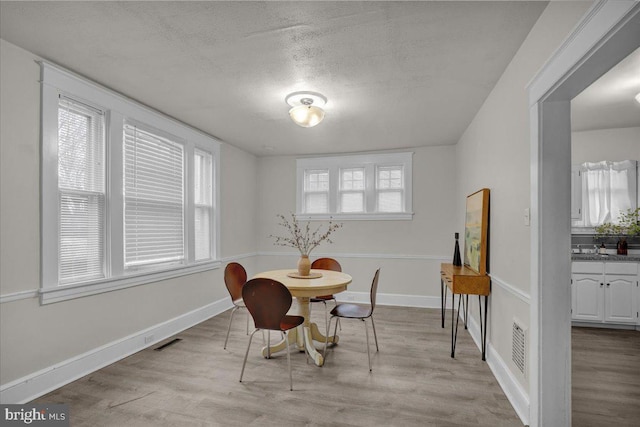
[239, 329, 259, 383]
[313, 299, 333, 332]
[333, 298, 341, 330]
[224, 306, 239, 349]
[370, 316, 379, 351]
[322, 300, 328, 332]
[363, 318, 372, 371]
[323, 315, 334, 360]
[285, 331, 293, 391]
[267, 331, 271, 358]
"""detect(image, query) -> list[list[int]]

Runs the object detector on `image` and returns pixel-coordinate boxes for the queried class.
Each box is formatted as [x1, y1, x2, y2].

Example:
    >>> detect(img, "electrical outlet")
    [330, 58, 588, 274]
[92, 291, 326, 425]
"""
[144, 334, 154, 344]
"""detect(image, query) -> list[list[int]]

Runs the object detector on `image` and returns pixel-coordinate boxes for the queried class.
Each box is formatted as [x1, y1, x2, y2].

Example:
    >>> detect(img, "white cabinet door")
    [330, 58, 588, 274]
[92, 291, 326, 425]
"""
[572, 274, 603, 321]
[571, 166, 582, 221]
[604, 275, 637, 323]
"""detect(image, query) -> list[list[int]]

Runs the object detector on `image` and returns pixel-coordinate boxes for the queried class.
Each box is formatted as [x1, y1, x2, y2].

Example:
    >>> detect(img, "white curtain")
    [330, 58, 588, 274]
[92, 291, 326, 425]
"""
[574, 160, 637, 227]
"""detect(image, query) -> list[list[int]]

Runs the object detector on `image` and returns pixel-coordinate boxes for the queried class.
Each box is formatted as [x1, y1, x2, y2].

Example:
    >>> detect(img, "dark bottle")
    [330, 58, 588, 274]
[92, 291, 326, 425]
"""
[453, 232, 462, 266]
[617, 238, 628, 255]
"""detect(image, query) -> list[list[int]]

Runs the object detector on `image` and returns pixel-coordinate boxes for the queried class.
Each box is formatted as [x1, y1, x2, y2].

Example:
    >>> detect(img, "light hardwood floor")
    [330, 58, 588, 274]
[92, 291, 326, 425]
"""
[572, 326, 640, 427]
[33, 306, 523, 426]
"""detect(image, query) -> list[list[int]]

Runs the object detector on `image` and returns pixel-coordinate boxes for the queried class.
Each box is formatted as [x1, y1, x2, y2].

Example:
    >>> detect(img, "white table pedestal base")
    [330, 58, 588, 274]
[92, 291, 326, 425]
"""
[261, 296, 338, 366]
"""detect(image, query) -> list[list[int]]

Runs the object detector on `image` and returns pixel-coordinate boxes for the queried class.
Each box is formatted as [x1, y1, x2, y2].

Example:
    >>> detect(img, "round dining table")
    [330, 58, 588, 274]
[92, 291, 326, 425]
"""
[252, 269, 352, 366]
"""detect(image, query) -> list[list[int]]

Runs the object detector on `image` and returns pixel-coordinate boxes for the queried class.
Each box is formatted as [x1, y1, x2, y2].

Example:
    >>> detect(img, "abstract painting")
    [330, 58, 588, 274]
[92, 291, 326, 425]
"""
[464, 188, 489, 274]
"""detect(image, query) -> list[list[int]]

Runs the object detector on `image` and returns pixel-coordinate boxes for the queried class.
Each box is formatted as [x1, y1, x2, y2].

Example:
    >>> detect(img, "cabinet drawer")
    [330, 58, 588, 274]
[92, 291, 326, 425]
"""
[572, 262, 603, 274]
[605, 262, 638, 275]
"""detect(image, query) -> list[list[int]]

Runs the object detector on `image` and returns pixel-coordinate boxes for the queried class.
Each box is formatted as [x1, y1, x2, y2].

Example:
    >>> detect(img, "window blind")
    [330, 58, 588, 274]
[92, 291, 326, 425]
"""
[304, 169, 329, 213]
[194, 149, 213, 261]
[124, 124, 184, 268]
[339, 168, 365, 213]
[377, 166, 404, 212]
[58, 96, 106, 283]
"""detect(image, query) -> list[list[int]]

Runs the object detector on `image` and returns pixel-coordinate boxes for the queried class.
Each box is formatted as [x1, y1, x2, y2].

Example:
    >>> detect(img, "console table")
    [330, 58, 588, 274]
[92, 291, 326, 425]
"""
[440, 263, 491, 360]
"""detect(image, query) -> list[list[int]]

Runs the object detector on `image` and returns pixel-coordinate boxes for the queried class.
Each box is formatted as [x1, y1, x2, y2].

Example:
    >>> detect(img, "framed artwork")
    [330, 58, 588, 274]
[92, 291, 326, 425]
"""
[464, 188, 490, 275]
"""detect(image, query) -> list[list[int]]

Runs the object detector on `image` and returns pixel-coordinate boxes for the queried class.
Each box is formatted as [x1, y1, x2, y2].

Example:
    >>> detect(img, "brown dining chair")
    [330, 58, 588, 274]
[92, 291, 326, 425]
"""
[223, 262, 249, 349]
[324, 269, 380, 371]
[239, 278, 305, 391]
[310, 257, 342, 330]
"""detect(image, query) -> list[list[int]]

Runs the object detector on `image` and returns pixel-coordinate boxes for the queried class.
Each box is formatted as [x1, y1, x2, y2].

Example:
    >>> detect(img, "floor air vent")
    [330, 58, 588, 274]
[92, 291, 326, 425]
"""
[512, 320, 526, 376]
[154, 338, 182, 351]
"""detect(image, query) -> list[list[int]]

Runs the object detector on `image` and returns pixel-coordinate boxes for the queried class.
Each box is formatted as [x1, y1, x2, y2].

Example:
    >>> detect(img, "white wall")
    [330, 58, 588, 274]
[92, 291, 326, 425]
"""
[255, 146, 457, 299]
[572, 127, 640, 163]
[454, 0, 592, 403]
[0, 39, 259, 390]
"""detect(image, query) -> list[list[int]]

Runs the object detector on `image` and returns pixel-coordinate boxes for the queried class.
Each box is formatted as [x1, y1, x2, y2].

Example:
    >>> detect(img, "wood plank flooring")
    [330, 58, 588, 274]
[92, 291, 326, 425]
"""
[572, 326, 640, 427]
[33, 306, 522, 426]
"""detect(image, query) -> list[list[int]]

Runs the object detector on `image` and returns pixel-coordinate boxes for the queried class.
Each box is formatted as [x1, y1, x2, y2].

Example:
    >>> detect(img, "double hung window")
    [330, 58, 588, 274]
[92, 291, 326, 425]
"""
[296, 152, 413, 220]
[339, 168, 365, 213]
[57, 97, 106, 283]
[41, 62, 220, 303]
[376, 166, 404, 213]
[304, 169, 330, 213]
[123, 123, 185, 269]
[194, 150, 214, 261]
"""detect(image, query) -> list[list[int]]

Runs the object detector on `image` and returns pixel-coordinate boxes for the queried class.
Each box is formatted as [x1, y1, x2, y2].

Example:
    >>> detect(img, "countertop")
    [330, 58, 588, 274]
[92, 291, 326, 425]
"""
[571, 253, 640, 262]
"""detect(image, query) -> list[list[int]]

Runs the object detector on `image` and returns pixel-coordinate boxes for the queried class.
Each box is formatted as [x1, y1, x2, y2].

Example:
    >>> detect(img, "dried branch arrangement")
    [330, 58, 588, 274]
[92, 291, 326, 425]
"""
[269, 213, 342, 255]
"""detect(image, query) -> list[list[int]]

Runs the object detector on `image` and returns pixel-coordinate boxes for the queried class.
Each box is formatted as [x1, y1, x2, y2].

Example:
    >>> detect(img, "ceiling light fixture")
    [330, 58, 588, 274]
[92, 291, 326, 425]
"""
[285, 91, 327, 128]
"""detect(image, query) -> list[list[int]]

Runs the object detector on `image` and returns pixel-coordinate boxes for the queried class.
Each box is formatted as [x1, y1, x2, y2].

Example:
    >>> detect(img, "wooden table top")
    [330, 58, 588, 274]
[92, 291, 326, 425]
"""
[440, 263, 490, 296]
[252, 269, 352, 298]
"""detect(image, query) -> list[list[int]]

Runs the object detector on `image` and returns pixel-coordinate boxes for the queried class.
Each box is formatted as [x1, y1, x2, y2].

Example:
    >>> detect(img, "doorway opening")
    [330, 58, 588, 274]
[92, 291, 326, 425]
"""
[529, 3, 640, 426]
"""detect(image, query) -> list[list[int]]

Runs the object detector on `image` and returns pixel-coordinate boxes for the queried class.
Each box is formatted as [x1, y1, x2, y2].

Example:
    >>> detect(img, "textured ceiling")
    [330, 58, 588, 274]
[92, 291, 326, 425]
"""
[0, 1, 551, 156]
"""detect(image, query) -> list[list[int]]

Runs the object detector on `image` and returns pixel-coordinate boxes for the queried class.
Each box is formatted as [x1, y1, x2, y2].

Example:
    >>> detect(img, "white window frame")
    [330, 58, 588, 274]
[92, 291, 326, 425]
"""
[122, 120, 186, 270]
[193, 148, 214, 262]
[571, 160, 638, 233]
[375, 165, 405, 213]
[339, 167, 366, 213]
[56, 96, 107, 284]
[303, 169, 330, 214]
[296, 152, 413, 220]
[40, 61, 220, 304]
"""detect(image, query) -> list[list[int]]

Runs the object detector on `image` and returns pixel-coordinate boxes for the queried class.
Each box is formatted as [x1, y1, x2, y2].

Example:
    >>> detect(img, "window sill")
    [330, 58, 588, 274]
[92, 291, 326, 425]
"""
[295, 212, 414, 221]
[40, 260, 221, 304]
[571, 227, 597, 235]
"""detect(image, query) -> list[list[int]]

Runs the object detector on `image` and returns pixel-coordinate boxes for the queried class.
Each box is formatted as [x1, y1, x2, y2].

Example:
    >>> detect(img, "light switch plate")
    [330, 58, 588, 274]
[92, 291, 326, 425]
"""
[524, 208, 530, 226]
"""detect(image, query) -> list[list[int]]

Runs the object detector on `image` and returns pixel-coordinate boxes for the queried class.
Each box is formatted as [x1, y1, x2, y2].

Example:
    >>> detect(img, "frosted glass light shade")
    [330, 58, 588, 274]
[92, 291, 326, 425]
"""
[289, 105, 325, 128]
[636, 92, 640, 104]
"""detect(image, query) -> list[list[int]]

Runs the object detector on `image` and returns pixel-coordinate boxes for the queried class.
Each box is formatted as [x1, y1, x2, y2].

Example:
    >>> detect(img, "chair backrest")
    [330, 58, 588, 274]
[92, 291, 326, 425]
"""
[242, 278, 293, 331]
[369, 269, 381, 315]
[311, 257, 342, 272]
[224, 262, 247, 301]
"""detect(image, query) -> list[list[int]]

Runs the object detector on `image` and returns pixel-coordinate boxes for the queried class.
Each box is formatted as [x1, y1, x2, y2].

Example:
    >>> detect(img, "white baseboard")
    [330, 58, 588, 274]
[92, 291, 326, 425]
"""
[466, 314, 530, 426]
[337, 291, 453, 309]
[571, 321, 637, 330]
[0, 298, 231, 404]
